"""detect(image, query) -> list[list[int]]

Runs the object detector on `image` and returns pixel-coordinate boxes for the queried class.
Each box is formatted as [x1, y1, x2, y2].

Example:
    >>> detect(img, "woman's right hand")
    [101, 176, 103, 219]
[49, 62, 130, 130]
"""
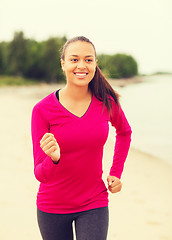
[40, 133, 60, 163]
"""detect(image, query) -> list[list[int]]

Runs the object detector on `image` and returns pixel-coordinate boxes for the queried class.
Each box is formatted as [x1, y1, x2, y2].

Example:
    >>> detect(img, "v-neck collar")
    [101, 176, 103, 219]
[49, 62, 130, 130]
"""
[53, 90, 94, 119]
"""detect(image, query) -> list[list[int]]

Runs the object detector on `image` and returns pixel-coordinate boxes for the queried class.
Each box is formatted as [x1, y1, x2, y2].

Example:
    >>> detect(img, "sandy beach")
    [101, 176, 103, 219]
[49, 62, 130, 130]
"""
[0, 83, 172, 240]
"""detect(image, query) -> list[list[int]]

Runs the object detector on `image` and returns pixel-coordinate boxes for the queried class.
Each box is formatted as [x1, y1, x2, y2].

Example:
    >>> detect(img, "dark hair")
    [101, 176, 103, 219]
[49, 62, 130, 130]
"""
[60, 36, 120, 114]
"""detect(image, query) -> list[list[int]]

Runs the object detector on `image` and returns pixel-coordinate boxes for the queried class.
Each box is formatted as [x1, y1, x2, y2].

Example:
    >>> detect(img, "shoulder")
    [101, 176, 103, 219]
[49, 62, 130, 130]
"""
[32, 91, 58, 122]
[33, 91, 56, 111]
[32, 91, 58, 124]
[92, 93, 120, 111]
[107, 94, 121, 110]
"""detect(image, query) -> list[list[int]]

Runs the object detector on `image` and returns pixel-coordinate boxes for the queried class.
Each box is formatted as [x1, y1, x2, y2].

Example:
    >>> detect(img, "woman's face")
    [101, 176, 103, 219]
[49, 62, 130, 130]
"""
[61, 41, 97, 88]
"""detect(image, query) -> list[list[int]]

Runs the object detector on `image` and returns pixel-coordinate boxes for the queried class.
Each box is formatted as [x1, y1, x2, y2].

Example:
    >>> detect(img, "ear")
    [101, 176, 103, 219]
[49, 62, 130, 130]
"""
[61, 59, 65, 72]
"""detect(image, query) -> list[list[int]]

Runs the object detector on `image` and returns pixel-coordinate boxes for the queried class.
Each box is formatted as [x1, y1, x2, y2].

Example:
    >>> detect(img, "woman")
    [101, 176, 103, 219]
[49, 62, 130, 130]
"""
[31, 36, 132, 240]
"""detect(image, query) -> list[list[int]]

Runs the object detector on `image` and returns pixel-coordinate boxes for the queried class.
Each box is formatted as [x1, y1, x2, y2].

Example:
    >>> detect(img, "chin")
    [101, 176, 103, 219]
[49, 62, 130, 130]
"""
[74, 82, 90, 88]
[71, 79, 92, 87]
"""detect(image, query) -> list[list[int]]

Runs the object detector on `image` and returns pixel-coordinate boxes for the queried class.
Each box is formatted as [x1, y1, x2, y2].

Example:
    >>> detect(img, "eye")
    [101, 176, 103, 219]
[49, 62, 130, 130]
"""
[71, 58, 78, 62]
[85, 59, 93, 62]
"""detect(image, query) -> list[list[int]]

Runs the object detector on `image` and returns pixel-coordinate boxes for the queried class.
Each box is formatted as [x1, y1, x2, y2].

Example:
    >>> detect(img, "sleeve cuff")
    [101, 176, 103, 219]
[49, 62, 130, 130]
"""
[52, 158, 60, 165]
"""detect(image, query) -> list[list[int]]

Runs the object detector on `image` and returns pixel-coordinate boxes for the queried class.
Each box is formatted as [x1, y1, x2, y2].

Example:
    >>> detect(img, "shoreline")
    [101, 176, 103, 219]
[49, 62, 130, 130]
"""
[0, 75, 144, 89]
[0, 73, 171, 89]
[130, 146, 172, 167]
[108, 75, 144, 87]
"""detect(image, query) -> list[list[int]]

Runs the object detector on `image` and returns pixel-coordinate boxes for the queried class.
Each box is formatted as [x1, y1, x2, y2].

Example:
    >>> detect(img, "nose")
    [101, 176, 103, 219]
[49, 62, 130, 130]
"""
[77, 60, 86, 69]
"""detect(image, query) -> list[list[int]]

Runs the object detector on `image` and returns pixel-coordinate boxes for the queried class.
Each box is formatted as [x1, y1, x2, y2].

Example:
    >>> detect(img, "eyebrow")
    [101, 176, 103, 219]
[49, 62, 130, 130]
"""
[69, 55, 94, 58]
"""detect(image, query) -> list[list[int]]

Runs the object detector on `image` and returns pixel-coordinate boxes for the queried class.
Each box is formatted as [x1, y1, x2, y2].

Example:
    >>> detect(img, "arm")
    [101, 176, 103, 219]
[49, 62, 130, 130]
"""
[31, 105, 59, 183]
[109, 100, 132, 180]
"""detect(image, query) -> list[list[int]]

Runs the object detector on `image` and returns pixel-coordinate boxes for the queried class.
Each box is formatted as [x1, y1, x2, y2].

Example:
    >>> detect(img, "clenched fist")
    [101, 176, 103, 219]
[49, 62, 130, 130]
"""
[107, 176, 122, 193]
[40, 133, 60, 163]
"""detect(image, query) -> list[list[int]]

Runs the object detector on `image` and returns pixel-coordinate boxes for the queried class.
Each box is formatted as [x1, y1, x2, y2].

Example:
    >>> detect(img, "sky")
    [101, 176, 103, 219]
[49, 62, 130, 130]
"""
[0, 0, 172, 74]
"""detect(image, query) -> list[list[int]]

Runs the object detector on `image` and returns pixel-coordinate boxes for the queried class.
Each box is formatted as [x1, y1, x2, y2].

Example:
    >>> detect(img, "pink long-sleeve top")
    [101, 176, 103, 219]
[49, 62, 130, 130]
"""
[31, 90, 132, 214]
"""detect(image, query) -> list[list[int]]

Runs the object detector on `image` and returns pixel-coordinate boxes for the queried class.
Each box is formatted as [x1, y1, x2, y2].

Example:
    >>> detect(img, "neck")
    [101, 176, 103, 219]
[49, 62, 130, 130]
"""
[62, 84, 91, 101]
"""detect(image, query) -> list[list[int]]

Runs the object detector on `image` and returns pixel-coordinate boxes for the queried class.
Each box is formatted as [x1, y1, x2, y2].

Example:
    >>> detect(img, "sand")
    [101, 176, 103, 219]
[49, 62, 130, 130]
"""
[0, 84, 172, 240]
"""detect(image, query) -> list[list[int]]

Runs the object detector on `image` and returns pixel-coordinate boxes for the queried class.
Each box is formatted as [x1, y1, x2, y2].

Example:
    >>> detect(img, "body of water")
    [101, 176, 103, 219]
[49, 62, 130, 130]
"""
[110, 75, 172, 165]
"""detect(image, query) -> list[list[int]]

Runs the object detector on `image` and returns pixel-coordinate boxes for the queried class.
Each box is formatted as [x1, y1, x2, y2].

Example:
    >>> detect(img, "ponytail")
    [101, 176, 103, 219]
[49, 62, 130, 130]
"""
[89, 65, 120, 114]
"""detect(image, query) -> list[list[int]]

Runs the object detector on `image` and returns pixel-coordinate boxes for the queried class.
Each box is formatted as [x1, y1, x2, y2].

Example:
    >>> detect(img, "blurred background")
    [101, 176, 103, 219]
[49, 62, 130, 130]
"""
[0, 0, 172, 239]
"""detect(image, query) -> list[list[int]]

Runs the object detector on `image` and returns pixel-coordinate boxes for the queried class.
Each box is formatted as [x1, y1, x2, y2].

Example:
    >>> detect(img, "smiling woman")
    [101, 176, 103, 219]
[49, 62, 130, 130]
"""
[31, 36, 132, 240]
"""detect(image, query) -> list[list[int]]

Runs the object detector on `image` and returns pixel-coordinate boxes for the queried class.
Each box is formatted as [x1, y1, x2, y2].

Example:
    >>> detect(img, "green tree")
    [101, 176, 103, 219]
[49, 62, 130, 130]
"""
[97, 53, 138, 78]
[0, 42, 9, 75]
[8, 31, 29, 76]
[0, 43, 5, 74]
[97, 54, 112, 77]
[108, 54, 138, 78]
[41, 37, 66, 82]
[0, 32, 138, 82]
[24, 39, 45, 80]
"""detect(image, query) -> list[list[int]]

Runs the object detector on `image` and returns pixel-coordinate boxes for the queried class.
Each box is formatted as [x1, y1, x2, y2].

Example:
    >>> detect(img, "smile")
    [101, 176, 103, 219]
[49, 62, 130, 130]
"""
[74, 73, 88, 76]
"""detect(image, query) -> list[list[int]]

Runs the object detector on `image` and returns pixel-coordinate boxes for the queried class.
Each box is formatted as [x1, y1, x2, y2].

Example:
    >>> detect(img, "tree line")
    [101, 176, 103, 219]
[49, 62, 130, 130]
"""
[0, 31, 138, 83]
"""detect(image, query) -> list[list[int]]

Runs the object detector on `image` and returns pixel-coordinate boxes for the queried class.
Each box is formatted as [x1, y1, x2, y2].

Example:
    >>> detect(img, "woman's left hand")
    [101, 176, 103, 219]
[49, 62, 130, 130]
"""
[107, 176, 122, 193]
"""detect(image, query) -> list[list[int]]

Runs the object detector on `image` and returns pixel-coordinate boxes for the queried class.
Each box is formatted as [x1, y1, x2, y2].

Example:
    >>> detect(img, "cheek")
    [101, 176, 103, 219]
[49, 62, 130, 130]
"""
[65, 65, 75, 74]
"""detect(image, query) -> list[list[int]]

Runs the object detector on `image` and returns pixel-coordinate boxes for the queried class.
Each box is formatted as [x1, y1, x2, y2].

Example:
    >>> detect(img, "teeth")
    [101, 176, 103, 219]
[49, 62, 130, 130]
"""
[75, 73, 87, 76]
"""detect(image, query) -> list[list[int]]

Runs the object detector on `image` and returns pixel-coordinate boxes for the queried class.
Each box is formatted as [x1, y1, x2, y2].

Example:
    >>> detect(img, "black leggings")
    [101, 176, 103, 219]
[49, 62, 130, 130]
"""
[37, 207, 109, 240]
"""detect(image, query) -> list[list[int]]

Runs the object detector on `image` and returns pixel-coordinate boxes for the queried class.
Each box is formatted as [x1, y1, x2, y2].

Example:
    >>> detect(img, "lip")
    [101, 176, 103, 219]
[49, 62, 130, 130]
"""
[74, 72, 88, 74]
[74, 72, 88, 79]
